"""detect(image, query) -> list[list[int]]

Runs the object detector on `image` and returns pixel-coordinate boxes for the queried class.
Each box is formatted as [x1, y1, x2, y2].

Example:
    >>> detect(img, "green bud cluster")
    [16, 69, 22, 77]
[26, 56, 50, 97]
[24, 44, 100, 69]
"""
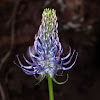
[38, 8, 58, 41]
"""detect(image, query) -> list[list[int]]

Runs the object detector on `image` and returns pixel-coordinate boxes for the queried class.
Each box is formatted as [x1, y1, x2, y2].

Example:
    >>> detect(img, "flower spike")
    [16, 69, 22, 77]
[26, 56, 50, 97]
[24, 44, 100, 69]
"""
[15, 8, 78, 84]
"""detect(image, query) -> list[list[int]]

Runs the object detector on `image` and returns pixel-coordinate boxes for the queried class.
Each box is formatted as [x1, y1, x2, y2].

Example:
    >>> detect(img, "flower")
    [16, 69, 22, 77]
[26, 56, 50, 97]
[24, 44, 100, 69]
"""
[15, 8, 78, 81]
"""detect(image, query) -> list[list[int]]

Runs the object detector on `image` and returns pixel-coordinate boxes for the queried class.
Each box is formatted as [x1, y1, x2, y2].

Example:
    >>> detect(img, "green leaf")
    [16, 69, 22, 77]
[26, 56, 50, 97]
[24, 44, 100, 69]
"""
[35, 75, 46, 85]
[53, 74, 69, 85]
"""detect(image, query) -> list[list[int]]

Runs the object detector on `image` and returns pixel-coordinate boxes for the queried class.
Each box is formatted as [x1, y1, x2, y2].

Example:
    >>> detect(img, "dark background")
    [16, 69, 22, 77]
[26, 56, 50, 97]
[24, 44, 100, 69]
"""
[0, 0, 100, 100]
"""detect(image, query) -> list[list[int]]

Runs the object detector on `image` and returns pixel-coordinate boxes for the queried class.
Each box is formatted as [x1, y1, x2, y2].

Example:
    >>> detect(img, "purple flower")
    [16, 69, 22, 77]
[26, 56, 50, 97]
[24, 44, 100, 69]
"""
[15, 8, 78, 80]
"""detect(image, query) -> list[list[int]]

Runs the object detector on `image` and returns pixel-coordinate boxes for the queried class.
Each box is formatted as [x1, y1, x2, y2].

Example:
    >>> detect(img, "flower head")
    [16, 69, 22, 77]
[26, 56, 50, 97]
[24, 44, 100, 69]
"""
[15, 8, 78, 81]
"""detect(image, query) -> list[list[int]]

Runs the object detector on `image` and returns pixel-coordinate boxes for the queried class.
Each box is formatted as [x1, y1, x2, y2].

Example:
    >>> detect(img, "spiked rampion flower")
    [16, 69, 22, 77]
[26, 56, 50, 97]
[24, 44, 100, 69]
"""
[15, 8, 78, 83]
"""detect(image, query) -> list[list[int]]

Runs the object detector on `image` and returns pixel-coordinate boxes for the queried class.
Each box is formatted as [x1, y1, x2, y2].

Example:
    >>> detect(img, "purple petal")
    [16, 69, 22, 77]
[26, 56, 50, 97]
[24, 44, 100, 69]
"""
[54, 57, 60, 64]
[39, 37, 46, 47]
[22, 68, 36, 75]
[62, 52, 78, 70]
[29, 46, 39, 59]
[49, 39, 54, 50]
[58, 42, 62, 51]
[61, 46, 71, 61]
[34, 41, 41, 55]
[51, 45, 57, 51]
[37, 40, 44, 51]
[22, 54, 35, 66]
[16, 55, 34, 69]
[62, 49, 76, 65]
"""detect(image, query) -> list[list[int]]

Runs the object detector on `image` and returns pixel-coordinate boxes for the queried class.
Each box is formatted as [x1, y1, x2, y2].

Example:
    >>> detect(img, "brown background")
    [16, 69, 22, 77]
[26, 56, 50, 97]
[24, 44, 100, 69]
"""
[0, 0, 100, 100]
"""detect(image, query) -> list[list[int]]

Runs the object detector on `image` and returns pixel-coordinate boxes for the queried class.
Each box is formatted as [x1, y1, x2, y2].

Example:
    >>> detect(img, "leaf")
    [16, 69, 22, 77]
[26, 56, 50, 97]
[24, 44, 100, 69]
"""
[53, 74, 69, 85]
[35, 75, 46, 85]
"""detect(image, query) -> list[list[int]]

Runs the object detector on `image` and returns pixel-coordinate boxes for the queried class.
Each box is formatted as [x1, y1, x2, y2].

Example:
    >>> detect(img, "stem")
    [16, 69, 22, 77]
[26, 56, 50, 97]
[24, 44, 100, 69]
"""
[48, 75, 54, 100]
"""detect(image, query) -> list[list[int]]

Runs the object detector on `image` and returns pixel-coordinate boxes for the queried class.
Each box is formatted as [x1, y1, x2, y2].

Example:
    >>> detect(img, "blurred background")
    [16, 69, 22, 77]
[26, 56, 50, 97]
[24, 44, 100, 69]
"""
[0, 0, 100, 100]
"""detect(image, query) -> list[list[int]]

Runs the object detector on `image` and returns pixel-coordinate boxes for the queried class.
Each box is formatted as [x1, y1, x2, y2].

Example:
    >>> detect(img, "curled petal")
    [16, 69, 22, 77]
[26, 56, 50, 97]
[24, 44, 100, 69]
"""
[62, 52, 78, 70]
[34, 41, 41, 56]
[54, 57, 60, 64]
[14, 60, 35, 75]
[57, 47, 63, 58]
[39, 37, 45, 46]
[39, 37, 47, 48]
[34, 39, 44, 55]
[22, 65, 34, 70]
[16, 55, 34, 70]
[58, 42, 62, 51]
[44, 41, 48, 49]
[36, 41, 45, 55]
[61, 46, 71, 61]
[62, 49, 76, 65]
[37, 40, 44, 51]
[51, 44, 57, 52]
[49, 40, 54, 50]
[60, 48, 63, 55]
[22, 54, 35, 66]
[22, 68, 36, 75]
[29, 46, 39, 59]
[53, 46, 58, 54]
[47, 36, 52, 45]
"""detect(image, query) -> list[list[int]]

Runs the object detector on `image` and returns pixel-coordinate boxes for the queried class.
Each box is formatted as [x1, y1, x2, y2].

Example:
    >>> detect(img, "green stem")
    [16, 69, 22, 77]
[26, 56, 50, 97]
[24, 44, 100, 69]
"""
[48, 75, 54, 100]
